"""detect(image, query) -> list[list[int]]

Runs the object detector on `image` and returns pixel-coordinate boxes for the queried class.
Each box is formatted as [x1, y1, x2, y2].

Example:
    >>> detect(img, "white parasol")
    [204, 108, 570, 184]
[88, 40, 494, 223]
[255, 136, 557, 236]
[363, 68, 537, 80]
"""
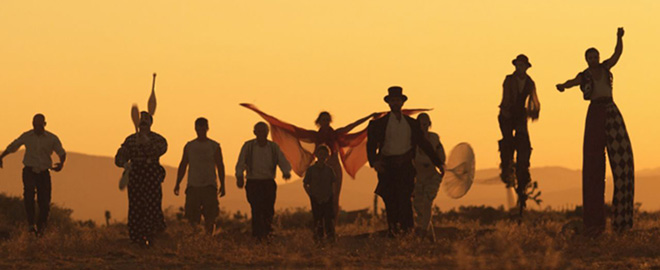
[441, 142, 476, 199]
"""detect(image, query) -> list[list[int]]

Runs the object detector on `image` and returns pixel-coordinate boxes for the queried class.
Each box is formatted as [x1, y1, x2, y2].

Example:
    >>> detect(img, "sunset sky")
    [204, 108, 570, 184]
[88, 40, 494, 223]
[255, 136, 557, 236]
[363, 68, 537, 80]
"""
[1, 1, 659, 179]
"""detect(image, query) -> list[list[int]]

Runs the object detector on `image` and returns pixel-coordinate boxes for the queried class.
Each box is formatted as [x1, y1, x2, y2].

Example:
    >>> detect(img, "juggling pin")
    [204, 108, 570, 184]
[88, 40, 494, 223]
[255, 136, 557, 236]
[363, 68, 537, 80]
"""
[131, 104, 140, 133]
[148, 73, 157, 116]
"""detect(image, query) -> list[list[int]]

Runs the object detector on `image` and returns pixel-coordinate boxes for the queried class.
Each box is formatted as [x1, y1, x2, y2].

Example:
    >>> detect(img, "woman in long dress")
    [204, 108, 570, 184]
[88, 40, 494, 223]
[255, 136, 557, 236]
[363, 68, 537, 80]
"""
[115, 112, 168, 246]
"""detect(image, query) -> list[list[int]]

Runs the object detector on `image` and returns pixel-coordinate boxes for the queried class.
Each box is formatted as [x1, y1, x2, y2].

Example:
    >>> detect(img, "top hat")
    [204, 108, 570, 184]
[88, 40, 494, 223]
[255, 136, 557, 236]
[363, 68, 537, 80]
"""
[512, 54, 531, 67]
[384, 86, 408, 102]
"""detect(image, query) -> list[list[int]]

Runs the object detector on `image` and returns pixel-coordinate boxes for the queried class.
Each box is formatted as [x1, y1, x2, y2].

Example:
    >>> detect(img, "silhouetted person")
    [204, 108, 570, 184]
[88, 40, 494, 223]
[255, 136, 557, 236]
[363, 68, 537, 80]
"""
[0, 114, 66, 236]
[367, 86, 443, 237]
[498, 54, 540, 211]
[412, 113, 445, 239]
[235, 122, 292, 240]
[242, 104, 378, 220]
[115, 111, 168, 246]
[556, 27, 634, 235]
[303, 145, 337, 243]
[174, 117, 226, 235]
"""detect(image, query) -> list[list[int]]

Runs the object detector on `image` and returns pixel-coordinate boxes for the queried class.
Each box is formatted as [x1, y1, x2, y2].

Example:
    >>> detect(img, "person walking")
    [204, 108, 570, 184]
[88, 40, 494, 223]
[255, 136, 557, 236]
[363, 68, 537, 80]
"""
[115, 111, 168, 246]
[235, 122, 292, 240]
[498, 54, 540, 211]
[0, 114, 66, 236]
[174, 117, 226, 235]
[303, 145, 337, 243]
[412, 113, 446, 239]
[367, 86, 443, 237]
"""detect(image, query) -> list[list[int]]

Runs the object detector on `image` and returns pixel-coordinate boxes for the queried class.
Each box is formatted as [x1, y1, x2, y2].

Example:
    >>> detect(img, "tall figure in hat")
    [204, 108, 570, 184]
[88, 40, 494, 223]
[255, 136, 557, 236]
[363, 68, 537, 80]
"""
[556, 27, 633, 235]
[498, 54, 540, 210]
[115, 112, 168, 246]
[0, 114, 66, 236]
[367, 86, 443, 236]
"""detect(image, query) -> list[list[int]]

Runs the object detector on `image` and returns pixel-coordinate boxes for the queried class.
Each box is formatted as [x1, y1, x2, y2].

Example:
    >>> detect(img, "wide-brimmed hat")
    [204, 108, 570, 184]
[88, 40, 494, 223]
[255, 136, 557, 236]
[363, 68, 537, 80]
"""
[512, 54, 531, 67]
[384, 86, 408, 102]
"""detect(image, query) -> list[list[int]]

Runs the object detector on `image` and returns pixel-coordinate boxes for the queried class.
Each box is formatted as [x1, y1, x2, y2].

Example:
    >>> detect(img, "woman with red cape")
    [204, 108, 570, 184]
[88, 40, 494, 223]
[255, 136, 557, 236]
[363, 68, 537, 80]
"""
[241, 103, 428, 216]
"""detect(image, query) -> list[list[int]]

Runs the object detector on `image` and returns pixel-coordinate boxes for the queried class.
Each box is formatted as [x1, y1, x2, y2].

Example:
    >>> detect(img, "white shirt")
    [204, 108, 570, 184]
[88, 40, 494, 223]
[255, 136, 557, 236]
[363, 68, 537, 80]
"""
[5, 130, 66, 172]
[185, 139, 221, 187]
[381, 114, 412, 156]
[235, 139, 292, 180]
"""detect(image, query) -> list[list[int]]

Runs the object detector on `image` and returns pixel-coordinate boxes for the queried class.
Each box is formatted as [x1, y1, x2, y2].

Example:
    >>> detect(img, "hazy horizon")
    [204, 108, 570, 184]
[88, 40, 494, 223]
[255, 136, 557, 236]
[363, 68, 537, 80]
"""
[3, 151, 660, 224]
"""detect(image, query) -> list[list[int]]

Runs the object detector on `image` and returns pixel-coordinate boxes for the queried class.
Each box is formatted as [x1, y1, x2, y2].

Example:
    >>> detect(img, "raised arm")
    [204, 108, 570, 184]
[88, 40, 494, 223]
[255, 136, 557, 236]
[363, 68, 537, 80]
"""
[604, 27, 624, 69]
[174, 145, 189, 196]
[215, 145, 226, 197]
[556, 73, 582, 92]
[336, 112, 378, 134]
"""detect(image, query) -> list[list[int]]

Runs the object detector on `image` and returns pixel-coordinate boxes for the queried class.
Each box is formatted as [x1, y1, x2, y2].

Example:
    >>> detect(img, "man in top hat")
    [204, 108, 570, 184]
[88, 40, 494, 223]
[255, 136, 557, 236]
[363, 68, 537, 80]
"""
[367, 86, 443, 237]
[498, 54, 540, 211]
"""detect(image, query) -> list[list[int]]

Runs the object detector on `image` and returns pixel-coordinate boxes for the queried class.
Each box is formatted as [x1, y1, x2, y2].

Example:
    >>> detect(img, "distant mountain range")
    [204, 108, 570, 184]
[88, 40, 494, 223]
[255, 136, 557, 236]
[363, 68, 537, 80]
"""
[1, 151, 658, 223]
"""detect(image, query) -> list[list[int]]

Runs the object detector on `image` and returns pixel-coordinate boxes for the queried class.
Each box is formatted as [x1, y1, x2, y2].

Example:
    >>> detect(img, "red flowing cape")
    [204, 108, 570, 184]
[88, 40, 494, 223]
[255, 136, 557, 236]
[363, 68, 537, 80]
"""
[240, 103, 430, 179]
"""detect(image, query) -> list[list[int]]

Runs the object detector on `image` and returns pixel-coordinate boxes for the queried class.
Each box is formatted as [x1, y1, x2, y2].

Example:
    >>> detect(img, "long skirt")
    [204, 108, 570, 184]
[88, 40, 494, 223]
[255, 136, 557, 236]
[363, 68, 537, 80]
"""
[583, 98, 634, 234]
[127, 164, 166, 243]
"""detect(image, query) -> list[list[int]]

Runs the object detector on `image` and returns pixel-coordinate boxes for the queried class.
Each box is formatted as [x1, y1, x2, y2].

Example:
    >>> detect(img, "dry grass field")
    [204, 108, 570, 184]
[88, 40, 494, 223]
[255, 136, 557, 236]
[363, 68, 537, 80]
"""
[1, 194, 660, 270]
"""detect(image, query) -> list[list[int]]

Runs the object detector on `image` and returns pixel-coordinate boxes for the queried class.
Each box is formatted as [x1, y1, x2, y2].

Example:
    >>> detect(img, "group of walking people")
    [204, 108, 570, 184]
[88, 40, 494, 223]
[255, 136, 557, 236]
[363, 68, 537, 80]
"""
[0, 27, 634, 244]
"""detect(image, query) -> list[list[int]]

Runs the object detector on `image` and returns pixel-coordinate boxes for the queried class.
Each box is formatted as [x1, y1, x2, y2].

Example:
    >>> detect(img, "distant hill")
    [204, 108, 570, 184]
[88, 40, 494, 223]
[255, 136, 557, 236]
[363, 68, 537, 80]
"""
[1, 151, 659, 223]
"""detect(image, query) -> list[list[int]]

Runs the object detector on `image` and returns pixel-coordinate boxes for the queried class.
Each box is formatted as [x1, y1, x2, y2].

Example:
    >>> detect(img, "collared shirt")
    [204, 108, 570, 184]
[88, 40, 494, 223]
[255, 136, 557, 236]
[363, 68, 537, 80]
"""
[303, 161, 336, 203]
[185, 139, 221, 188]
[235, 139, 291, 180]
[5, 130, 65, 172]
[381, 114, 412, 156]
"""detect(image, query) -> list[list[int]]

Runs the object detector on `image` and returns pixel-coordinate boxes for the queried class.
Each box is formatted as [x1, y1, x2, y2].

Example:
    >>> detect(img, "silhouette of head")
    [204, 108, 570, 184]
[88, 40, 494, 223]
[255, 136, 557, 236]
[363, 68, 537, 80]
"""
[385, 86, 406, 113]
[585, 48, 600, 68]
[195, 117, 209, 138]
[417, 113, 431, 131]
[315, 144, 330, 162]
[315, 112, 332, 128]
[512, 54, 531, 72]
[253, 122, 269, 142]
[139, 111, 153, 132]
[32, 114, 46, 135]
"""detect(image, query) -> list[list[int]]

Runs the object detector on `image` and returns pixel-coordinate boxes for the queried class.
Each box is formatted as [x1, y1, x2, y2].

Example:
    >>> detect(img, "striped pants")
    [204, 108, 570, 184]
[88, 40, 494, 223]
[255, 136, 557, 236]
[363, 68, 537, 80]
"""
[583, 99, 634, 234]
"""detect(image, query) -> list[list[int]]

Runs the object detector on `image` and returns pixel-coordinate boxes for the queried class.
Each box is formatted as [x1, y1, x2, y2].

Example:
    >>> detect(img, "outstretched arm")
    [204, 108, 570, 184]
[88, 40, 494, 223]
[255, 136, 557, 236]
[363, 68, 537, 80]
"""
[604, 27, 624, 69]
[556, 74, 582, 92]
[0, 134, 27, 168]
[336, 112, 379, 134]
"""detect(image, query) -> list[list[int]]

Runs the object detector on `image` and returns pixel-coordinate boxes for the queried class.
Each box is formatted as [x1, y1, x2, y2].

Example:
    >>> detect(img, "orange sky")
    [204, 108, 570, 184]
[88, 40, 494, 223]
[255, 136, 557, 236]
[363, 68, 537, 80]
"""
[1, 1, 659, 179]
